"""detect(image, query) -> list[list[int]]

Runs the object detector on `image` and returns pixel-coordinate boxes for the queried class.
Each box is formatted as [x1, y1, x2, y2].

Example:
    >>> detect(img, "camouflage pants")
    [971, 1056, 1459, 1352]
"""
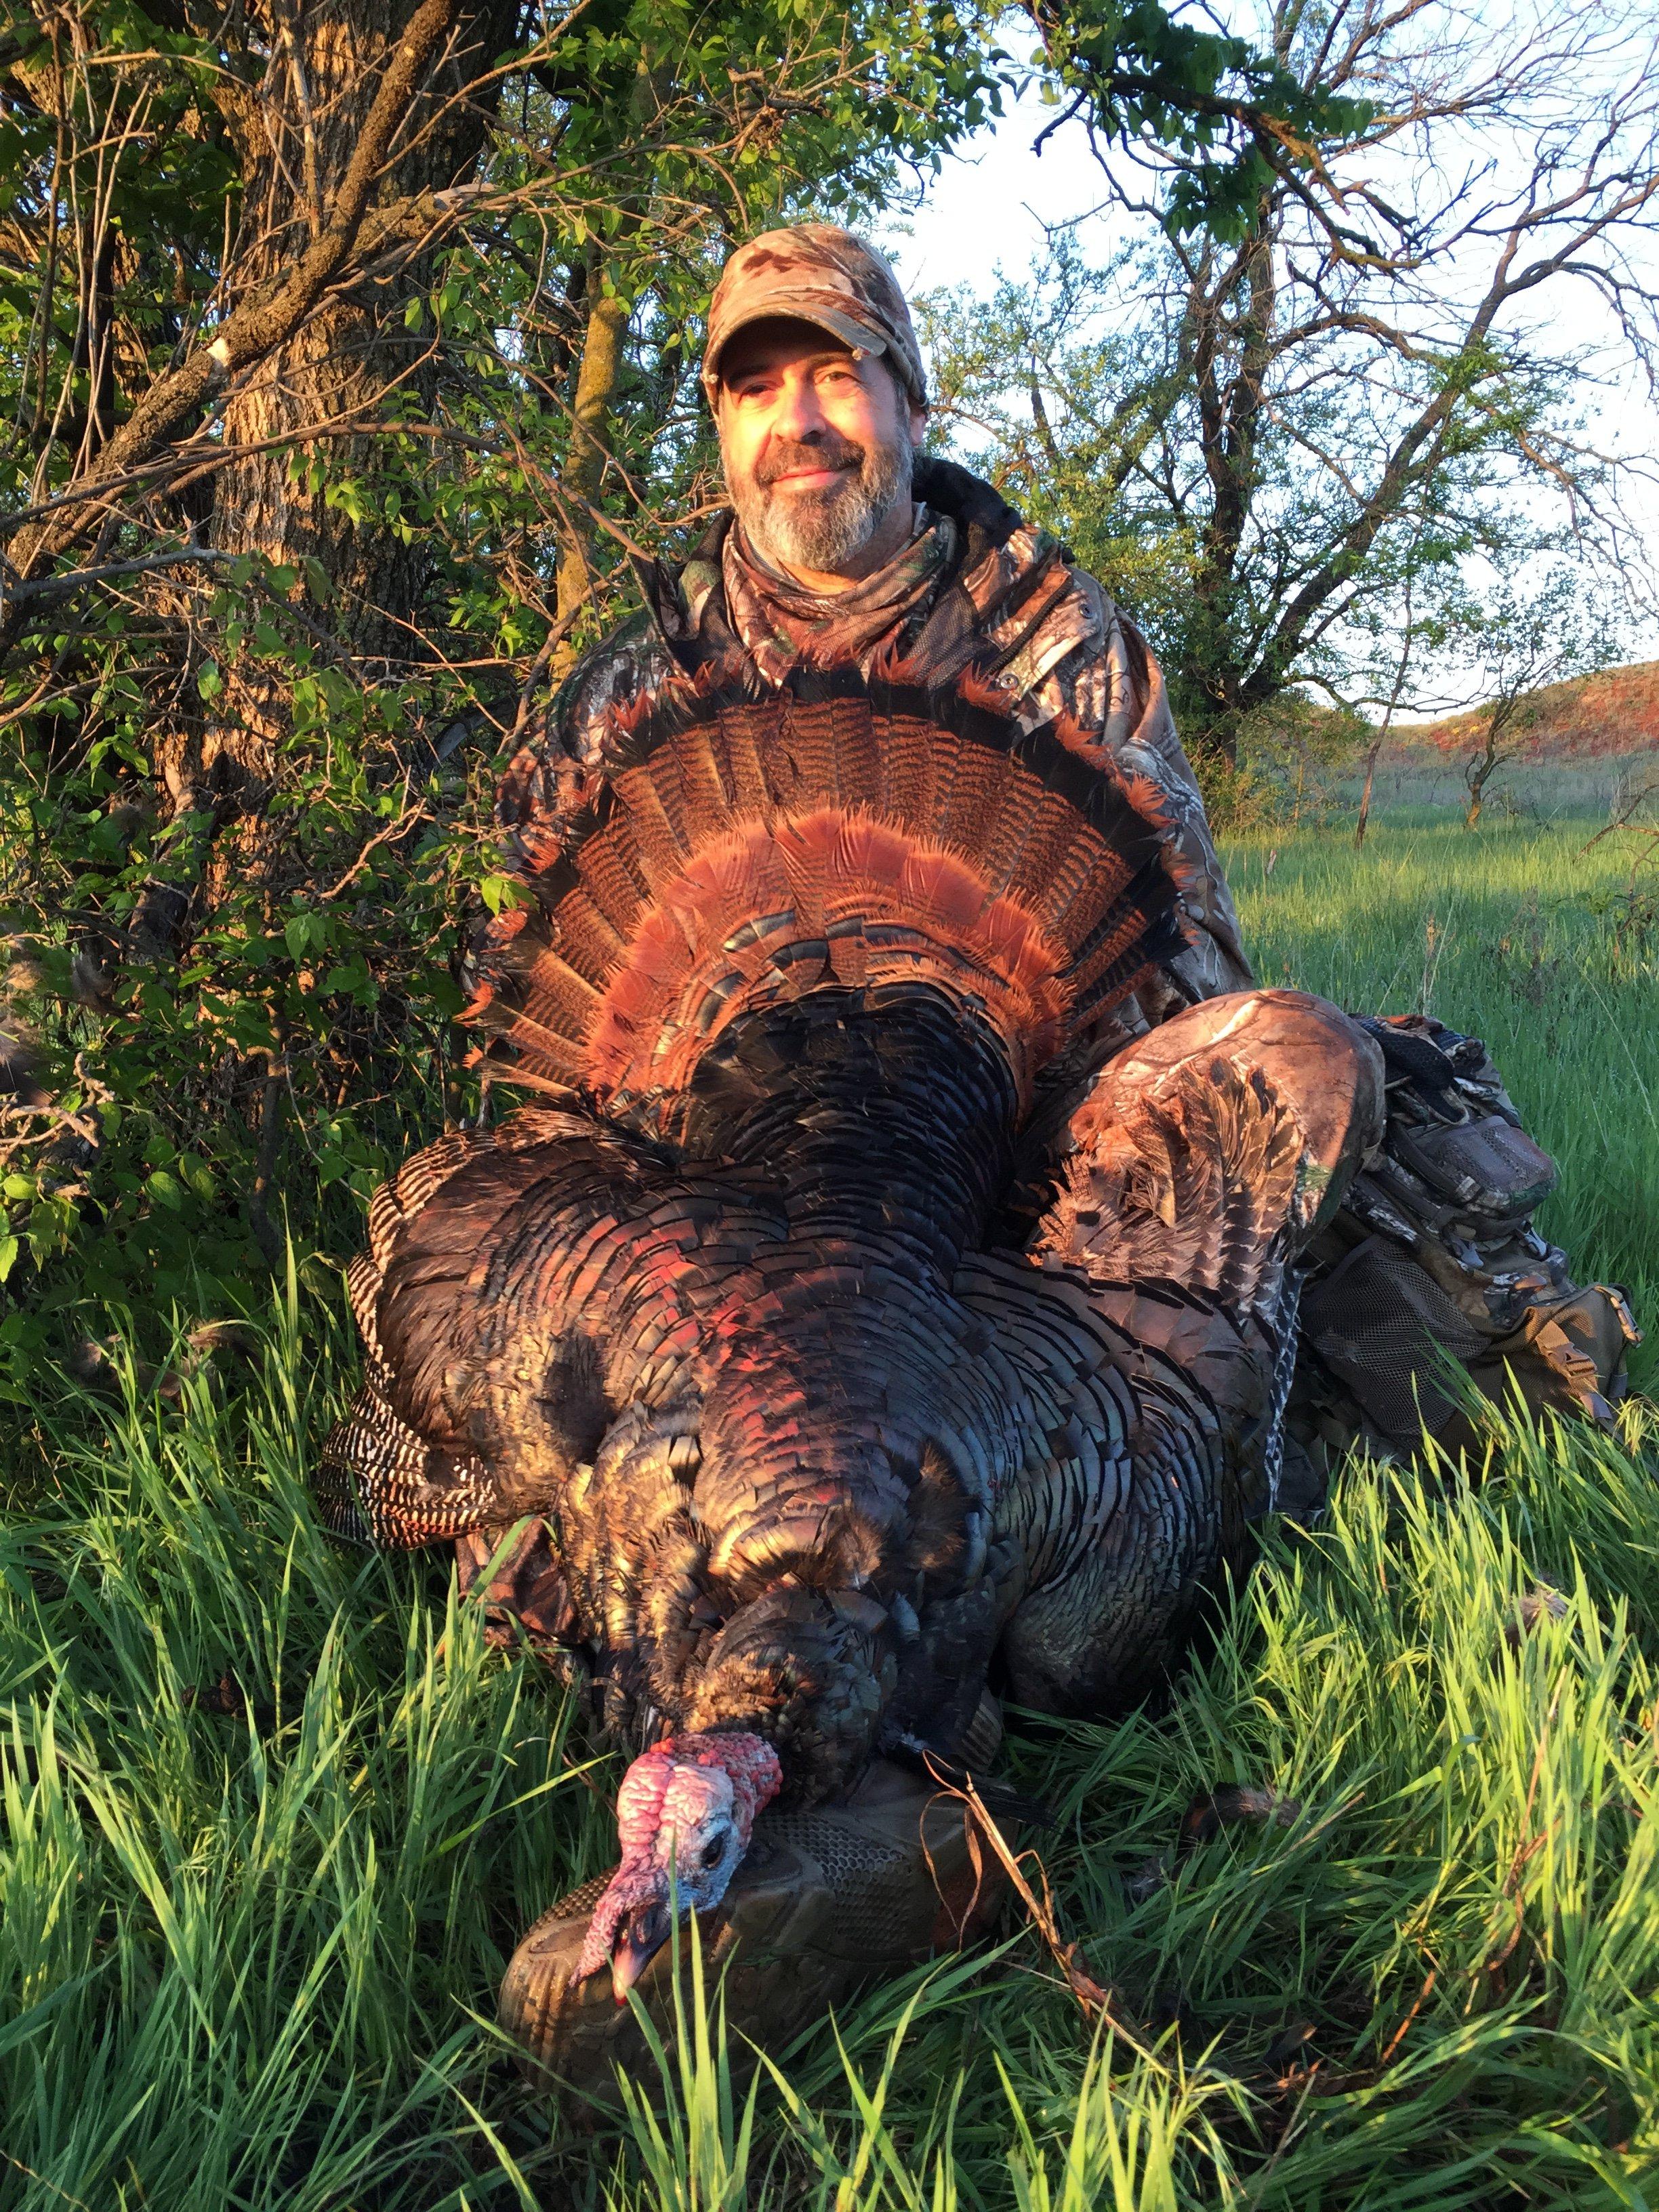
[1046, 992, 1639, 1515]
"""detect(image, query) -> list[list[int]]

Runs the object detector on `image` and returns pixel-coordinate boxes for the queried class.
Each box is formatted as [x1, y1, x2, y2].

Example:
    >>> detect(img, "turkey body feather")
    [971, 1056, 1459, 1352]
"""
[317, 659, 1380, 1805]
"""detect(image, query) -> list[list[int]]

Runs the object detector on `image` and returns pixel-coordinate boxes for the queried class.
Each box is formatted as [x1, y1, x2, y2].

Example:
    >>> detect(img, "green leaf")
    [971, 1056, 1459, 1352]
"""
[144, 1168, 184, 1211]
[478, 873, 523, 916]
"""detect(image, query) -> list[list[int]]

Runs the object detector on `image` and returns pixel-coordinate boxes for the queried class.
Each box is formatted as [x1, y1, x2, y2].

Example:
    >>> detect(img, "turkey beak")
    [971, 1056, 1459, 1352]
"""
[609, 1897, 671, 2003]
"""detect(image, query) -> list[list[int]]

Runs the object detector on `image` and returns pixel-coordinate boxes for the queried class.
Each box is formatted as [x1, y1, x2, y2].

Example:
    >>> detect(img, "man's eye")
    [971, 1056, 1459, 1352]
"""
[700, 1835, 726, 1868]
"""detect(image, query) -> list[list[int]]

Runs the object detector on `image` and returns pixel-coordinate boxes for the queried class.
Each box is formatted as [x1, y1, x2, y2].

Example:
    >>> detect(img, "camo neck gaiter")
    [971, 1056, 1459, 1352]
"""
[722, 508, 958, 684]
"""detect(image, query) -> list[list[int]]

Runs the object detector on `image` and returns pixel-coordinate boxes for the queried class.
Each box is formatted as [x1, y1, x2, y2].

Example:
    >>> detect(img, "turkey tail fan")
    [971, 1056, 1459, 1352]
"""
[465, 655, 1192, 1130]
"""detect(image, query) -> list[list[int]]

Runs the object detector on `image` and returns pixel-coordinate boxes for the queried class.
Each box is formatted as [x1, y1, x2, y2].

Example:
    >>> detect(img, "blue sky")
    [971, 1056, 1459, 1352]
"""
[889, 87, 1111, 297]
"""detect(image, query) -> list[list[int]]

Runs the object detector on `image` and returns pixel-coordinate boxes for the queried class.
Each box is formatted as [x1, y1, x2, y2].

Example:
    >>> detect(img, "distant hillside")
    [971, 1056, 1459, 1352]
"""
[1395, 659, 1659, 759]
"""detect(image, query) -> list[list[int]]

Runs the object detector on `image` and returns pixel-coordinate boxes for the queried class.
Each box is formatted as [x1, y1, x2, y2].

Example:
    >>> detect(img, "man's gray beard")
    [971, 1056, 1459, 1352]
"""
[733, 434, 914, 578]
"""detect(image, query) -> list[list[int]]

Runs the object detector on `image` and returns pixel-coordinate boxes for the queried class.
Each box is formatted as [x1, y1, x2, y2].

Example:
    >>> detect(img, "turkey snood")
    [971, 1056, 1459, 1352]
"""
[317, 659, 1380, 1994]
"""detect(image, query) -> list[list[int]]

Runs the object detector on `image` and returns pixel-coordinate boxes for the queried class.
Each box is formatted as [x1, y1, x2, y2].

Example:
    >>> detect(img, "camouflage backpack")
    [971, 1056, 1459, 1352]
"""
[1285, 1012, 1638, 1496]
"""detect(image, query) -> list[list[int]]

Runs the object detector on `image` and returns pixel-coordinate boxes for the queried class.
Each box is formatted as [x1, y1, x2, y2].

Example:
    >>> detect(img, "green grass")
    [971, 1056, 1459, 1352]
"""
[1223, 813, 1658, 1385]
[1326, 752, 1652, 824]
[1, 810, 1656, 2209]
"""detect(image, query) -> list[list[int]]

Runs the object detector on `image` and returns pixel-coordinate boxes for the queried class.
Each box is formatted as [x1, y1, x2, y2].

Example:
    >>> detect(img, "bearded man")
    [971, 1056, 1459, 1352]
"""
[470, 225, 1634, 2085]
[550, 228, 1250, 1015]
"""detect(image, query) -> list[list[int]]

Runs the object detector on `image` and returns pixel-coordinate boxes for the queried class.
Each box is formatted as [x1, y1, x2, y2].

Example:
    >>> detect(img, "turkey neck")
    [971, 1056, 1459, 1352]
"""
[661, 983, 1020, 1273]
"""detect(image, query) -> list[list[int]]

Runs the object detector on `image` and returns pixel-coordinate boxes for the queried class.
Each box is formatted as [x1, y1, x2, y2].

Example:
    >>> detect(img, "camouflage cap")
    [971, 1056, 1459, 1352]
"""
[702, 224, 928, 408]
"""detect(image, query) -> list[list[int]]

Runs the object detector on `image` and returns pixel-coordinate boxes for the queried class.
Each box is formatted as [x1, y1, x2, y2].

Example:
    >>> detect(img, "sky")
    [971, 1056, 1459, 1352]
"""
[882, 81, 1659, 685]
[889, 88, 1113, 298]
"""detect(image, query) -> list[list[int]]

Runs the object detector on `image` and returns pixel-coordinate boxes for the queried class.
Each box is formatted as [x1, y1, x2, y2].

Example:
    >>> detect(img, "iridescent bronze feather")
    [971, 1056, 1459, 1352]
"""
[316, 659, 1382, 1803]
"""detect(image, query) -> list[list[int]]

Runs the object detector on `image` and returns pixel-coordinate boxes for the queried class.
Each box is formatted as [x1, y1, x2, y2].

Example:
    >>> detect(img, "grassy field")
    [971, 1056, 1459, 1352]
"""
[1328, 754, 1656, 829]
[1, 807, 1656, 2209]
[1226, 812, 1658, 1382]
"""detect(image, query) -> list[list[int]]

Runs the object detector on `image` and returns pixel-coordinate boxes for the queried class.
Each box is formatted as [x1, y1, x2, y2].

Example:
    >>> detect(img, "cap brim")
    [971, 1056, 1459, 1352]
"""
[703, 298, 890, 390]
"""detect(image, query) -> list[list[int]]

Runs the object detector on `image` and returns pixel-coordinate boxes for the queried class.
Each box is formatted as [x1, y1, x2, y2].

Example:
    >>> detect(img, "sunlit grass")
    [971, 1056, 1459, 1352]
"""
[1, 811, 1655, 2207]
[1225, 814, 1658, 1385]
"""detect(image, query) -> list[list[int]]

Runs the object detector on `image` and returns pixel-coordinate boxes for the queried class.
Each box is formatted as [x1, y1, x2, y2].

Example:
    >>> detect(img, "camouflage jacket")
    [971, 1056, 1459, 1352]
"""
[539, 456, 1254, 1031]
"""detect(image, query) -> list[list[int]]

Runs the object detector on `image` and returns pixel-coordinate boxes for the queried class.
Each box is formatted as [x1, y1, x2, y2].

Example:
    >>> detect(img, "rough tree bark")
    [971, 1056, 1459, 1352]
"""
[125, 0, 523, 951]
[550, 275, 631, 682]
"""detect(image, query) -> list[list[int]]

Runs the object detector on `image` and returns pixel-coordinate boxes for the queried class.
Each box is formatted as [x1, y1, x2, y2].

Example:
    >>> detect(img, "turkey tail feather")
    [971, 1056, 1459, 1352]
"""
[472, 660, 1189, 1127]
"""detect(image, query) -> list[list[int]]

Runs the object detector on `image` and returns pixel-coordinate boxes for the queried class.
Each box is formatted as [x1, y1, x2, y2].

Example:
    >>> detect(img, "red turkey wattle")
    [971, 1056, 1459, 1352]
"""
[574, 1732, 782, 1998]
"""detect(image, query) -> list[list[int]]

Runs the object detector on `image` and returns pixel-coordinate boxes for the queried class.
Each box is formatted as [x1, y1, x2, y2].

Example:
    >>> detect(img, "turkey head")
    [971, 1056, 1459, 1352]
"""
[575, 1731, 781, 1999]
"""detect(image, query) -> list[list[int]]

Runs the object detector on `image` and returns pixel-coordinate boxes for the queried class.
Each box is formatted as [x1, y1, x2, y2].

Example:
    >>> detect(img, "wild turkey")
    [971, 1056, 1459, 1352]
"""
[316, 653, 1381, 2009]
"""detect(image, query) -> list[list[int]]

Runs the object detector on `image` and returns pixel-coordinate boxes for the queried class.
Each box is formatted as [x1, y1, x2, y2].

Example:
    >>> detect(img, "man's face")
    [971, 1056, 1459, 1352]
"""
[716, 319, 926, 579]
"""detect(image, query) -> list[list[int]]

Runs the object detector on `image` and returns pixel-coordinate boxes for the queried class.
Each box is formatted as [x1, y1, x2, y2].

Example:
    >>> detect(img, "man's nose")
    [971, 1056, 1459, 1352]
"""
[768, 367, 832, 443]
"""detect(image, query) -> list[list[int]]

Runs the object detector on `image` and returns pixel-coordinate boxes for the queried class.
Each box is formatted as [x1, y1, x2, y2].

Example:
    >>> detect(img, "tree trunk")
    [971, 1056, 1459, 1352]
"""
[551, 281, 632, 682]
[209, 5, 499, 745]
[1176, 203, 1278, 775]
[1464, 712, 1509, 829]
[135, 0, 514, 951]
[1354, 738, 1383, 846]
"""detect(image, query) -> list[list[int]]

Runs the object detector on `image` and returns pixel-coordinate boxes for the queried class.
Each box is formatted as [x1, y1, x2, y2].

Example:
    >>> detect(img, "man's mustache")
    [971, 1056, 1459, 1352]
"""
[756, 435, 865, 488]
